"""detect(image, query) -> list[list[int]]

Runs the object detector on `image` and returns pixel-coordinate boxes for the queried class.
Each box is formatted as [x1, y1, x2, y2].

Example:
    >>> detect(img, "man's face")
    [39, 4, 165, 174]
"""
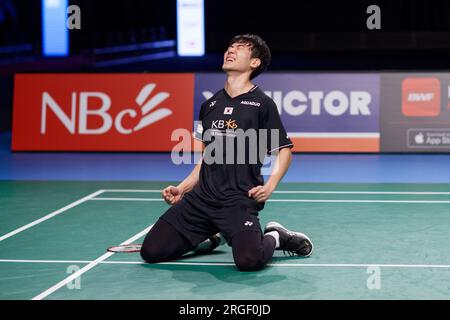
[222, 41, 259, 74]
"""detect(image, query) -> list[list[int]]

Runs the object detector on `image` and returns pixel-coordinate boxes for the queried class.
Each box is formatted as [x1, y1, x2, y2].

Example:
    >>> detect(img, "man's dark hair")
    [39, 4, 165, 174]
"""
[228, 34, 271, 80]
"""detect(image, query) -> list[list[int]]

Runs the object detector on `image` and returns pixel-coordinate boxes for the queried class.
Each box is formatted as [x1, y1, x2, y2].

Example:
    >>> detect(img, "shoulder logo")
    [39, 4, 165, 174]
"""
[196, 123, 203, 134]
[209, 100, 217, 107]
[240, 100, 261, 107]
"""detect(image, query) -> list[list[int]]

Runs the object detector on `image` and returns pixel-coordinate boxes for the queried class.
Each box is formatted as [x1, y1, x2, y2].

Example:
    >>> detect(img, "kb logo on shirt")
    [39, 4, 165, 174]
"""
[211, 119, 238, 130]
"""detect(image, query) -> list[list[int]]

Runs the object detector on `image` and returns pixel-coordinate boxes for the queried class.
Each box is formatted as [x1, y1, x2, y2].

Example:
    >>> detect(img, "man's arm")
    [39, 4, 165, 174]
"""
[248, 147, 292, 202]
[265, 147, 292, 191]
[176, 159, 202, 194]
[162, 145, 204, 205]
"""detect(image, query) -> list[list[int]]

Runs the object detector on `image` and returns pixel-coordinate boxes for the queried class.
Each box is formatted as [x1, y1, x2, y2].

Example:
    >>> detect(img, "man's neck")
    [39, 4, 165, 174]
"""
[224, 72, 255, 98]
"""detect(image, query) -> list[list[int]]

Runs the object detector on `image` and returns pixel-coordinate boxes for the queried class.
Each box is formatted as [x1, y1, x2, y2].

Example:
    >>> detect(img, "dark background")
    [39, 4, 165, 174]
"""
[1, 0, 450, 132]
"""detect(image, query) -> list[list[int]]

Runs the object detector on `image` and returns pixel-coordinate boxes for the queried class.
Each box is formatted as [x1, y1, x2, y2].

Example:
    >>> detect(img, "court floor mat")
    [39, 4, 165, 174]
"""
[1, 180, 449, 300]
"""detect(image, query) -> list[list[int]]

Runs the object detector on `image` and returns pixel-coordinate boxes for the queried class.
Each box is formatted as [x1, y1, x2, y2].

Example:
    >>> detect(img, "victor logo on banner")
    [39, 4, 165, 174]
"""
[194, 73, 380, 152]
[13, 74, 194, 151]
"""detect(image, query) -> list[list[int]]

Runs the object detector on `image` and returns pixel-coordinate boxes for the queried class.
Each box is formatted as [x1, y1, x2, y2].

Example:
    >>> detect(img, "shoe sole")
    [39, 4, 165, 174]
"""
[194, 233, 224, 253]
[265, 221, 314, 257]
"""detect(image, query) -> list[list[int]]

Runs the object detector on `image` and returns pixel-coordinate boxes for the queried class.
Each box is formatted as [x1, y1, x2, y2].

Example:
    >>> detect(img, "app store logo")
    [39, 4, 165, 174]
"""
[407, 129, 450, 148]
[414, 132, 424, 144]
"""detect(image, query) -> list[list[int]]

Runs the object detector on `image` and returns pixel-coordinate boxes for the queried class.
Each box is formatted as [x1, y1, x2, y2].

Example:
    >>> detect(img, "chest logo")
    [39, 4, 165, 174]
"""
[225, 119, 238, 129]
[211, 119, 238, 130]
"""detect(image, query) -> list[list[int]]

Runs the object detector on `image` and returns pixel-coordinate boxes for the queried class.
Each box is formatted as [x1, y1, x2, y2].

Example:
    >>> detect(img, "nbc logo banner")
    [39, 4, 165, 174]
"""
[12, 74, 195, 151]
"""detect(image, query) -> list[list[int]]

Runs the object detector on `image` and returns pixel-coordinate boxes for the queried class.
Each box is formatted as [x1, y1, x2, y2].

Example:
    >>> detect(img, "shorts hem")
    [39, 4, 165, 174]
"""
[159, 216, 199, 247]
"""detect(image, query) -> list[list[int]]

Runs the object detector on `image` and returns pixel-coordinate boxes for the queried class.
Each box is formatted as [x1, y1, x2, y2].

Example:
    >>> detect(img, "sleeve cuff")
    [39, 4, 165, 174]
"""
[268, 143, 293, 154]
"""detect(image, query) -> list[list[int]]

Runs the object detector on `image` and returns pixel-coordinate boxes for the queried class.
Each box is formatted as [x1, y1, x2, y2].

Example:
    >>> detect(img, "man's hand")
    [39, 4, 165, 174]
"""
[248, 184, 274, 203]
[162, 185, 183, 205]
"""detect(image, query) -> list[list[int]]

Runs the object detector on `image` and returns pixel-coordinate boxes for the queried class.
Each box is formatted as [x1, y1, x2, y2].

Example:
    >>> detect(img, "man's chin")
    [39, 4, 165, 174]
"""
[222, 66, 237, 73]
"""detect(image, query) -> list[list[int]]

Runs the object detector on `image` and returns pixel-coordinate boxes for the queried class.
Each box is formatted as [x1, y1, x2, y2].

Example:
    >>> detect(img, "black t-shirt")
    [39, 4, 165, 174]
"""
[192, 86, 293, 206]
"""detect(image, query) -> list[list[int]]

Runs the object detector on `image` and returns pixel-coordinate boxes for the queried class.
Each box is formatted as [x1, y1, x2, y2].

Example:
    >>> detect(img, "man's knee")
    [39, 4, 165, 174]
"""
[140, 242, 165, 263]
[234, 252, 264, 271]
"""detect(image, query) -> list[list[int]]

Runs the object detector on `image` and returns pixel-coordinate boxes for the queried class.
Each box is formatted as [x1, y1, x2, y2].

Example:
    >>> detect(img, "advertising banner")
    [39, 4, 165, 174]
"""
[380, 73, 450, 152]
[12, 74, 195, 151]
[194, 73, 380, 152]
[13, 72, 384, 153]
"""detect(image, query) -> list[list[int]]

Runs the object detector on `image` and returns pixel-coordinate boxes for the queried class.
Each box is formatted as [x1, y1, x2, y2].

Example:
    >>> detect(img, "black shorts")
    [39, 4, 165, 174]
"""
[160, 190, 264, 247]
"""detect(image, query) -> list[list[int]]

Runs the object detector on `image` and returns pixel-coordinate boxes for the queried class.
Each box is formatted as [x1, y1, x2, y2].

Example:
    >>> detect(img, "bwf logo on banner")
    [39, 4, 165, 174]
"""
[402, 78, 441, 117]
[40, 83, 172, 135]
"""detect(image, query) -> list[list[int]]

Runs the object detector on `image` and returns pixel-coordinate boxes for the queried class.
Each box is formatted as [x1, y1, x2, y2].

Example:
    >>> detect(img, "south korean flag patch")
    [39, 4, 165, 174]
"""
[224, 107, 234, 115]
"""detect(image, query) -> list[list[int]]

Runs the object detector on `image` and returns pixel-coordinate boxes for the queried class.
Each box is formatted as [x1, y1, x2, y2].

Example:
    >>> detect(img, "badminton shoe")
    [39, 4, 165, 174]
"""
[194, 233, 225, 254]
[264, 221, 313, 257]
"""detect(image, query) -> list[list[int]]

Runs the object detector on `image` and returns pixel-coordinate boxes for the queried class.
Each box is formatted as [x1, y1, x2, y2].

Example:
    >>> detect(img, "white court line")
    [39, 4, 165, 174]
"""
[86, 261, 450, 268]
[268, 199, 450, 203]
[138, 262, 450, 268]
[102, 189, 162, 193]
[90, 197, 163, 201]
[101, 189, 450, 195]
[0, 189, 105, 242]
[89, 197, 450, 204]
[273, 191, 450, 195]
[2, 259, 450, 269]
[32, 225, 153, 300]
[0, 259, 92, 264]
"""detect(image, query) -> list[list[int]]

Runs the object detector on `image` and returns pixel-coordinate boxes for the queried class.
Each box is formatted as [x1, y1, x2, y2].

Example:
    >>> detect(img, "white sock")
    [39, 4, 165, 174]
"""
[265, 231, 280, 248]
